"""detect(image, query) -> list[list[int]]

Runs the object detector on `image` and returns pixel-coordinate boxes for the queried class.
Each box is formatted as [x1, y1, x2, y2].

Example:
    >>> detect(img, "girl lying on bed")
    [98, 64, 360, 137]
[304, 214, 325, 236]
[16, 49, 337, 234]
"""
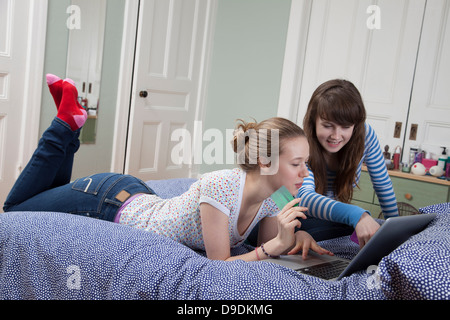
[3, 74, 335, 262]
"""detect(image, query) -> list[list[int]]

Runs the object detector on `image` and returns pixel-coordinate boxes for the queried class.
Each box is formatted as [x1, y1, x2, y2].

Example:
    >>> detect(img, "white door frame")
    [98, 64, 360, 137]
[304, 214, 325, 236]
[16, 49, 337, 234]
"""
[0, 0, 47, 210]
[110, 0, 140, 174]
[111, 0, 217, 177]
[277, 0, 312, 122]
[19, 1, 48, 167]
[11, 0, 48, 176]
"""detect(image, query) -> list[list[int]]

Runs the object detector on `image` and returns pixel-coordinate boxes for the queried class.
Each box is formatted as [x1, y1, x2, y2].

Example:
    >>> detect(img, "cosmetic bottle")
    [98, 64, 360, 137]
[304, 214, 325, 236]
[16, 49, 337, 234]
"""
[409, 147, 418, 166]
[393, 146, 401, 170]
[438, 147, 447, 170]
[446, 158, 450, 180]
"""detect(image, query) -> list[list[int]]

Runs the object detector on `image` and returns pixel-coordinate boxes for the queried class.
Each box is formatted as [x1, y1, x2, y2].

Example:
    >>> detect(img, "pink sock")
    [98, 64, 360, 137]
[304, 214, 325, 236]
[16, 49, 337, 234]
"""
[46, 74, 63, 108]
[57, 79, 87, 131]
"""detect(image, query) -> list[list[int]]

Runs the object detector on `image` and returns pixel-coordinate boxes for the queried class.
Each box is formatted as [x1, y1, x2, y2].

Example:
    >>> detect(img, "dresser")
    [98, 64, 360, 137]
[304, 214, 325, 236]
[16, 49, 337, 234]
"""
[352, 167, 450, 219]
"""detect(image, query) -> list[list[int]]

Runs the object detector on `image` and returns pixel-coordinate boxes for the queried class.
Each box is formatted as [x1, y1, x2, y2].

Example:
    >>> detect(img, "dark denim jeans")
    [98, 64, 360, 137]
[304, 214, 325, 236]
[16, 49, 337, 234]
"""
[3, 118, 153, 221]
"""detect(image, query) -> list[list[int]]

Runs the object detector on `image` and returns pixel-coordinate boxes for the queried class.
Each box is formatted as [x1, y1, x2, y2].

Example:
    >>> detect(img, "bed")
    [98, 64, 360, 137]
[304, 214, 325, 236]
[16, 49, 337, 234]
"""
[0, 178, 449, 300]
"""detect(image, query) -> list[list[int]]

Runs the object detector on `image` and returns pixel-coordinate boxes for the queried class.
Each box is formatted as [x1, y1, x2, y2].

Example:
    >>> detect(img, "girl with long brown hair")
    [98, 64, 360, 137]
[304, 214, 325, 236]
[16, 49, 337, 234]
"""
[298, 79, 398, 248]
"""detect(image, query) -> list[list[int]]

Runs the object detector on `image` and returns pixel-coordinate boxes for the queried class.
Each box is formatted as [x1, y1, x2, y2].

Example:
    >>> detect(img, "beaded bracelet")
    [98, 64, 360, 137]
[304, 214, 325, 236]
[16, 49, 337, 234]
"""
[260, 243, 279, 259]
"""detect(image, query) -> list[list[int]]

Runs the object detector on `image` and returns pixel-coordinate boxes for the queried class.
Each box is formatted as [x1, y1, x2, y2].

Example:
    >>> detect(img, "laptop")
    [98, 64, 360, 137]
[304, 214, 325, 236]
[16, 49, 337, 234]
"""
[264, 211, 436, 281]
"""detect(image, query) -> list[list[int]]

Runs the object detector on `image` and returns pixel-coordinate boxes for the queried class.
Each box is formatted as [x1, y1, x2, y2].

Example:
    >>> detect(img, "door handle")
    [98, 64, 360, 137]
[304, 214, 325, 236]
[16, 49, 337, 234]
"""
[409, 124, 418, 141]
[394, 122, 402, 138]
[139, 90, 148, 98]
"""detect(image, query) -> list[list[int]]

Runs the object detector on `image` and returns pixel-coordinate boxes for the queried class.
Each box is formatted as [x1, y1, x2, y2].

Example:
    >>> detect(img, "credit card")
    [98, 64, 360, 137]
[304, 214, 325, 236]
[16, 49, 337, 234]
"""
[270, 185, 299, 210]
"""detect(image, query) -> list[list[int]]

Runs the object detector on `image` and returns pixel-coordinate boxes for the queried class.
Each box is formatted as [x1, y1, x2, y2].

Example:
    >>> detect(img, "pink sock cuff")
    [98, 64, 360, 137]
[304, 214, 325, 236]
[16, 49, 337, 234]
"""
[73, 111, 88, 128]
[63, 78, 76, 87]
[46, 74, 61, 85]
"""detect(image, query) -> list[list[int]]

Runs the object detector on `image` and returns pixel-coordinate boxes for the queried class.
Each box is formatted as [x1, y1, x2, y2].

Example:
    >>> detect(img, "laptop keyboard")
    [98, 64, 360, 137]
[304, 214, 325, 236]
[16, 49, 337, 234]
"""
[296, 260, 350, 280]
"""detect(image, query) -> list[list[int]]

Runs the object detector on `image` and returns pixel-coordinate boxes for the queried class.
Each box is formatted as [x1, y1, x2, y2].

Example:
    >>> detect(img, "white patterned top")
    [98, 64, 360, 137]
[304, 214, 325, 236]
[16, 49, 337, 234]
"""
[119, 168, 279, 250]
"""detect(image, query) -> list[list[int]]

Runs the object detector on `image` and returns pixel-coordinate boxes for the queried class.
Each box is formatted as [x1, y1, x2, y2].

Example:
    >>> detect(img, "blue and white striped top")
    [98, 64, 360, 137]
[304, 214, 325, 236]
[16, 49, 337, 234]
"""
[297, 123, 398, 228]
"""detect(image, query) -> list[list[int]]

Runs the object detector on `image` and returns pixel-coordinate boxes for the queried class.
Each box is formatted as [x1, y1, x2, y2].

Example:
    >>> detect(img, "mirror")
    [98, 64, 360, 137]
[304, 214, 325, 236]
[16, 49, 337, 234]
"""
[66, 0, 106, 144]
[39, 0, 125, 179]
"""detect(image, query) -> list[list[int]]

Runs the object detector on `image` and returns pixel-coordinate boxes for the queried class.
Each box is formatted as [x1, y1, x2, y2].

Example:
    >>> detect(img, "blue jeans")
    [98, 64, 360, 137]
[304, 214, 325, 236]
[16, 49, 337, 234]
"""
[3, 118, 153, 221]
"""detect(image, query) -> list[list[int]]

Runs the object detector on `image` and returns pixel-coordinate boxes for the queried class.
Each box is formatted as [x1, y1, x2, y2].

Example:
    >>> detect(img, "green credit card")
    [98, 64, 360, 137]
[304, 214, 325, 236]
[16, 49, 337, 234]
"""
[270, 185, 299, 210]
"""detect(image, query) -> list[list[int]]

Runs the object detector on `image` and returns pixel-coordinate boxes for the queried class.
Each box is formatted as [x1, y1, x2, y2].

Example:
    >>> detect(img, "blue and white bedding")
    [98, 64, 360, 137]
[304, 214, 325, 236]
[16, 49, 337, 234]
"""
[0, 178, 448, 300]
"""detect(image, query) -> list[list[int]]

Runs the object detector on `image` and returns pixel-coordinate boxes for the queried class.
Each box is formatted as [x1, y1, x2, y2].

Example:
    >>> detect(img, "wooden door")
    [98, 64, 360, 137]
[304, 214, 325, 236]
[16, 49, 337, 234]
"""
[125, 0, 214, 180]
[0, 0, 46, 211]
[295, 0, 425, 154]
[405, 0, 450, 160]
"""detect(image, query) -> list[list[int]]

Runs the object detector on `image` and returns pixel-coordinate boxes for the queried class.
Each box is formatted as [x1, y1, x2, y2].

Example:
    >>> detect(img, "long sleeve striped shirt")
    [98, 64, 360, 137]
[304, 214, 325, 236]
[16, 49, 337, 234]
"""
[297, 123, 399, 228]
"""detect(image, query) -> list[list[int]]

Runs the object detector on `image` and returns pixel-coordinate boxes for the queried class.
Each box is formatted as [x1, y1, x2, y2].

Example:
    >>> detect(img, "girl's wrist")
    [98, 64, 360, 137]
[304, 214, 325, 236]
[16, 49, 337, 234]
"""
[260, 243, 280, 259]
[259, 239, 284, 259]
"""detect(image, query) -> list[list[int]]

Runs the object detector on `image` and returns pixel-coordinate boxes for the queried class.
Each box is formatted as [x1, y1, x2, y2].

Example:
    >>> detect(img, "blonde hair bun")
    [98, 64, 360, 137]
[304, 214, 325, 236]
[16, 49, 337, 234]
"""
[231, 117, 305, 172]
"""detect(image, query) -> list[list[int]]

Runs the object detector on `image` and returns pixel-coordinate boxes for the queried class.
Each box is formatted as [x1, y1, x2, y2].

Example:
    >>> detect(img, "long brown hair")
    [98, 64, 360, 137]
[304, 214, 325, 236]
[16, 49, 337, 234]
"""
[303, 79, 366, 203]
